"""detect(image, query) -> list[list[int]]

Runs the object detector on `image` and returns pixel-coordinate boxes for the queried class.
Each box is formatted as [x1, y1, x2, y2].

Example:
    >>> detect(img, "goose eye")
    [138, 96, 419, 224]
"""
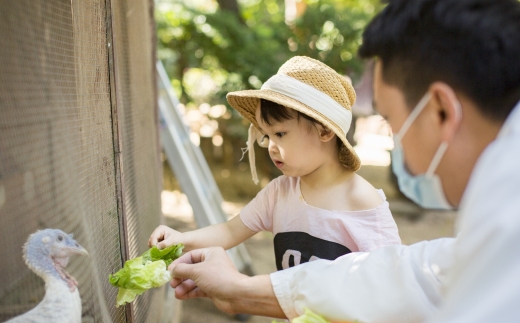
[57, 235, 64, 242]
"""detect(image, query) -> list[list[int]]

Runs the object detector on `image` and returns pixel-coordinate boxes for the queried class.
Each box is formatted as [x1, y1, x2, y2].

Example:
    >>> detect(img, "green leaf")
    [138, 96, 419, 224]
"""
[109, 243, 184, 307]
[292, 308, 331, 323]
[272, 308, 363, 323]
[115, 288, 145, 307]
[142, 243, 185, 266]
[271, 308, 331, 323]
[271, 308, 361, 323]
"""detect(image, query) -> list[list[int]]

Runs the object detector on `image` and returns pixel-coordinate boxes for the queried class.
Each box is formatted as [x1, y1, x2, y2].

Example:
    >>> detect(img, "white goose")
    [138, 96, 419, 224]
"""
[7, 229, 89, 323]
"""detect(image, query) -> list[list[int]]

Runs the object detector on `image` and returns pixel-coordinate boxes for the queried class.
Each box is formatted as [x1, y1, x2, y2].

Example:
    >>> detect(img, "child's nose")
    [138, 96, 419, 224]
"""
[268, 139, 278, 153]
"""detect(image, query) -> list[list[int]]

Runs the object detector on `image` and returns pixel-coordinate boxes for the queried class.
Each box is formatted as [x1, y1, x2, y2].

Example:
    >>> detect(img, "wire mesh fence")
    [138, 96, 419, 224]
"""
[0, 0, 163, 321]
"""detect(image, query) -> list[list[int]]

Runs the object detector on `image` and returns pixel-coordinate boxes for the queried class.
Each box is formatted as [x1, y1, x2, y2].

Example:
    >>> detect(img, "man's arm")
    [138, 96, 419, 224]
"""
[427, 130, 520, 323]
[169, 247, 286, 318]
[271, 238, 456, 322]
[169, 238, 455, 322]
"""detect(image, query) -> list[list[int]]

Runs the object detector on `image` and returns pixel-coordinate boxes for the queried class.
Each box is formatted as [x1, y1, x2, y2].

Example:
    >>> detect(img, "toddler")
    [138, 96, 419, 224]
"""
[149, 56, 400, 270]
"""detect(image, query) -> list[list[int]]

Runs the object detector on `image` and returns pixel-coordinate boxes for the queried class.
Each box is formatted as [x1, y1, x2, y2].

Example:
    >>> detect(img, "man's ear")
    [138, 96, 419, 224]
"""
[316, 124, 336, 142]
[429, 82, 463, 142]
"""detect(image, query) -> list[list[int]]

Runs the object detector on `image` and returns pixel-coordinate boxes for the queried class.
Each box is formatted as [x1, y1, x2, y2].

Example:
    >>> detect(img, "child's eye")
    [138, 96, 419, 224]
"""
[275, 132, 285, 138]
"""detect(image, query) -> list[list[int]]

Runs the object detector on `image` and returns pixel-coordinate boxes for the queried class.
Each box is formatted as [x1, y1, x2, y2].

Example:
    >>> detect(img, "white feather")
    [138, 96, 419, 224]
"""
[6, 277, 82, 323]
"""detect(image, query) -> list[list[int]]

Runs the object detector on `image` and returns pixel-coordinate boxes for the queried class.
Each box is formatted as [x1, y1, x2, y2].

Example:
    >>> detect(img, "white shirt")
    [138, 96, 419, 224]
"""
[270, 102, 520, 323]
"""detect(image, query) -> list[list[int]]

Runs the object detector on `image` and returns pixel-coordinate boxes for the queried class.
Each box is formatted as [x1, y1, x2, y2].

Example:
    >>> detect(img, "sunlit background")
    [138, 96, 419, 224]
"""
[156, 0, 395, 201]
[156, 2, 456, 321]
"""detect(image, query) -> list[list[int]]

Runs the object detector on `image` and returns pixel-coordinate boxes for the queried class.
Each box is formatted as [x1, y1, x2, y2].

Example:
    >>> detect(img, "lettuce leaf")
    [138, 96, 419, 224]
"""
[292, 308, 332, 323]
[142, 243, 184, 266]
[109, 244, 184, 307]
[272, 308, 361, 323]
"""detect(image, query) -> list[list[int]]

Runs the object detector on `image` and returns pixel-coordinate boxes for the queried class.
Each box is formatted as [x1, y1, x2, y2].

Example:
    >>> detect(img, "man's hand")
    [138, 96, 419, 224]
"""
[168, 247, 247, 313]
[169, 247, 285, 318]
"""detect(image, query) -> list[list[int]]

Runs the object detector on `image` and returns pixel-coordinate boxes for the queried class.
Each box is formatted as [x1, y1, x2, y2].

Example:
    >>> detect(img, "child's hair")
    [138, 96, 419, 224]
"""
[260, 99, 342, 150]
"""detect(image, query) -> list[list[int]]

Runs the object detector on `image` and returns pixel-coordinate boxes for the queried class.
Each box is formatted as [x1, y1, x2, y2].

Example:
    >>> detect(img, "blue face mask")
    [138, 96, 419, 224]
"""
[391, 93, 457, 210]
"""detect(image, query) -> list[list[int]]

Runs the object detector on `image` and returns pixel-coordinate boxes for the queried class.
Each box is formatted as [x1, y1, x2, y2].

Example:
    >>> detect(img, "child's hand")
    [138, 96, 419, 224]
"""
[148, 225, 184, 250]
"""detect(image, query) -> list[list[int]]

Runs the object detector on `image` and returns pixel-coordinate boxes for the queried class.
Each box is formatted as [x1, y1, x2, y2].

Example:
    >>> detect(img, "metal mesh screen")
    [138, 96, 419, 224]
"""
[0, 0, 161, 322]
[109, 0, 164, 321]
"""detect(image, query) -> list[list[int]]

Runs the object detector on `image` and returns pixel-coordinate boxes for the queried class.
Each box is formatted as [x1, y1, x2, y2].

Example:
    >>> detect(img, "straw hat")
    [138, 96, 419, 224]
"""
[227, 56, 361, 174]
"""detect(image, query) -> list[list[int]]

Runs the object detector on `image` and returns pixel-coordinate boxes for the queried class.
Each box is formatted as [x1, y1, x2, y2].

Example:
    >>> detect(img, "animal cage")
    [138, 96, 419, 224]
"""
[0, 0, 171, 322]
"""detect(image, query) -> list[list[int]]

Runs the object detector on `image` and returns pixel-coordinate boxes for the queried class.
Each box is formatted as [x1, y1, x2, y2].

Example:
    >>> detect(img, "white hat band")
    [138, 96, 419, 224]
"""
[261, 73, 352, 136]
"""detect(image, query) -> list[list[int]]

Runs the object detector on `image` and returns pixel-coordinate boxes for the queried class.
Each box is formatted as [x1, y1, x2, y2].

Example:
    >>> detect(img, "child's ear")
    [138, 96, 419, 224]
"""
[316, 124, 336, 142]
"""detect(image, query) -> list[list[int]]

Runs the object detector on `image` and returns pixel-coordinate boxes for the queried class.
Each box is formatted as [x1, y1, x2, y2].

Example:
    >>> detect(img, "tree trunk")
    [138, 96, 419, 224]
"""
[216, 0, 244, 24]
[216, 0, 240, 14]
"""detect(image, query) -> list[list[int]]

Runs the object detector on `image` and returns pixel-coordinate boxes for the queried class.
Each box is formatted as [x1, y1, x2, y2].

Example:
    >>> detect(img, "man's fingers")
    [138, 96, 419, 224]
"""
[170, 249, 208, 270]
[169, 253, 194, 271]
[171, 277, 195, 293]
[168, 248, 229, 300]
[170, 276, 184, 289]
[174, 279, 207, 299]
[169, 250, 209, 287]
[175, 285, 207, 300]
[168, 253, 197, 289]
[185, 286, 207, 299]
[168, 251, 205, 288]
[170, 262, 196, 281]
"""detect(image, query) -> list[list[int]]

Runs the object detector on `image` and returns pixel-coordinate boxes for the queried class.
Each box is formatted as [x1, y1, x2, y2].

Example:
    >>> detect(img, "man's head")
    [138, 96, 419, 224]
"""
[359, 0, 520, 207]
[359, 0, 520, 121]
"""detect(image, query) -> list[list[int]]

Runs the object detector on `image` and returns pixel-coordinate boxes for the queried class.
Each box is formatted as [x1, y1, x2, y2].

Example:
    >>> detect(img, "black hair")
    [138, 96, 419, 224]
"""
[358, 0, 520, 122]
[260, 99, 316, 126]
[259, 99, 341, 149]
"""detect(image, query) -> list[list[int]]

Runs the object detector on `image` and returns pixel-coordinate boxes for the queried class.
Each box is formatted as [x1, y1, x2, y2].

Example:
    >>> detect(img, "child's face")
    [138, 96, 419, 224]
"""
[255, 107, 328, 177]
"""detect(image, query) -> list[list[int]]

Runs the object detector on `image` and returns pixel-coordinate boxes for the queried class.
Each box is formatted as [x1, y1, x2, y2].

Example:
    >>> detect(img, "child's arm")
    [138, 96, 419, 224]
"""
[148, 215, 256, 252]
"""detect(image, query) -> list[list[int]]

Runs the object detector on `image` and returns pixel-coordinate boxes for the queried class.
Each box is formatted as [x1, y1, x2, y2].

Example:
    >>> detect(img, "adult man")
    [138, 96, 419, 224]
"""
[168, 0, 520, 321]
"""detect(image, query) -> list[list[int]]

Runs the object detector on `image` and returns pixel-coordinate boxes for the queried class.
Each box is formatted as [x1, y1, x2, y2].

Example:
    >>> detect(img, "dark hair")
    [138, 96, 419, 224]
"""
[358, 0, 520, 122]
[260, 99, 316, 126]
[259, 99, 342, 149]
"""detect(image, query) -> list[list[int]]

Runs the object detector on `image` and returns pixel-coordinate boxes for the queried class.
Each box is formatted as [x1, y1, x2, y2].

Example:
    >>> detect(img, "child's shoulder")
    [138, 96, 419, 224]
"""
[267, 175, 297, 187]
[345, 174, 385, 210]
[261, 175, 299, 194]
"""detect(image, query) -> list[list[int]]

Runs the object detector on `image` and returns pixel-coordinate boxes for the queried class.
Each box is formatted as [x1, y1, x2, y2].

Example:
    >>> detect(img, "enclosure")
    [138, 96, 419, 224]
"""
[0, 0, 170, 321]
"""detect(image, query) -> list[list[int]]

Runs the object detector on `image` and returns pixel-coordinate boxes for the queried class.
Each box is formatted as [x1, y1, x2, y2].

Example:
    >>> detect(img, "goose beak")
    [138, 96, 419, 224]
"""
[68, 243, 89, 257]
[76, 245, 89, 256]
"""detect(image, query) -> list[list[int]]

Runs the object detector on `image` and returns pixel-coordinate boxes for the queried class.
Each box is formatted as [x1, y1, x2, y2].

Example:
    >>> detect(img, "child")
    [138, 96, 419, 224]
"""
[149, 56, 400, 270]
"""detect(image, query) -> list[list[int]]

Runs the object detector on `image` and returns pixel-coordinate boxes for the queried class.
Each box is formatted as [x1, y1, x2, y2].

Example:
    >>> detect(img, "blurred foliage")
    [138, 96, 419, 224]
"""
[156, 0, 382, 193]
[157, 0, 381, 100]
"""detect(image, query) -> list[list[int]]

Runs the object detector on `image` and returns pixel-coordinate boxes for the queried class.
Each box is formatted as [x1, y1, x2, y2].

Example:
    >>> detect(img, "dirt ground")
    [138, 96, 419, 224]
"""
[162, 165, 458, 323]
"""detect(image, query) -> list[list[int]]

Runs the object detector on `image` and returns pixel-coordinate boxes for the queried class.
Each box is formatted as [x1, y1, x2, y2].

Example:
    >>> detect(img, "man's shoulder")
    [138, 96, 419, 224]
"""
[472, 128, 520, 185]
[459, 123, 520, 229]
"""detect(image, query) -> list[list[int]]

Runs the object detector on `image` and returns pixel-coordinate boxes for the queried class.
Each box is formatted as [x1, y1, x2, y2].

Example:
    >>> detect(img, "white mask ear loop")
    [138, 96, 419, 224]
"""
[396, 93, 433, 140]
[425, 98, 462, 177]
[425, 141, 448, 176]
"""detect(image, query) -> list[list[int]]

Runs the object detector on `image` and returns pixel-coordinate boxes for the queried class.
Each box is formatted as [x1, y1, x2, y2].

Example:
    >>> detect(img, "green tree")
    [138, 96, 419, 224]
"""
[157, 0, 380, 101]
[156, 0, 382, 193]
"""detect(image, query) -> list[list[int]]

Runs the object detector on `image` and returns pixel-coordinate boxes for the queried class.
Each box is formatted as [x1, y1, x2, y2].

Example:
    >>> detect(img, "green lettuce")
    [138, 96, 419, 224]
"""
[292, 308, 332, 323]
[109, 244, 184, 307]
[273, 308, 362, 323]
